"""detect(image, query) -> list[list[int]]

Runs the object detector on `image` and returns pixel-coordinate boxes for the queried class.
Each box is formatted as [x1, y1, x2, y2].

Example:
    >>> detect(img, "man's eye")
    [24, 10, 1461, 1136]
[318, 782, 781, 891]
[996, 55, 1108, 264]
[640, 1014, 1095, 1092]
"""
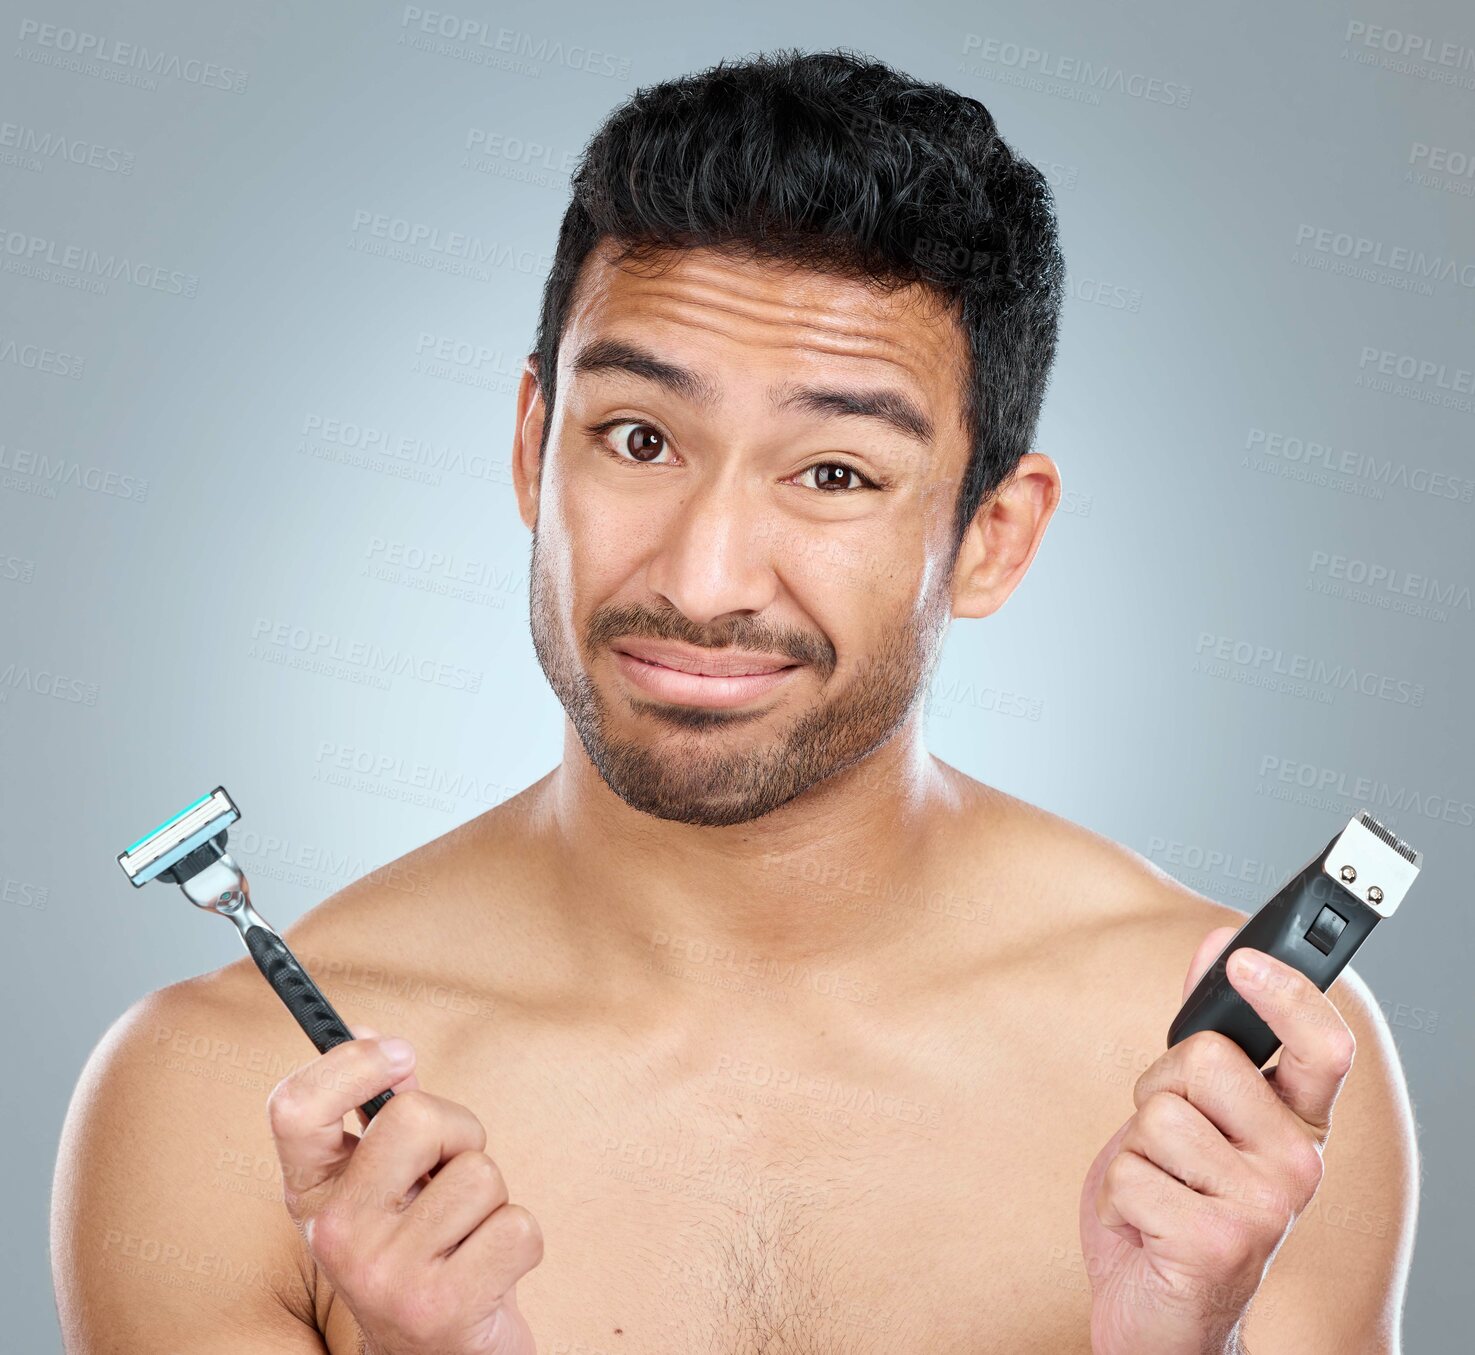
[597, 421, 674, 465]
[794, 462, 877, 492]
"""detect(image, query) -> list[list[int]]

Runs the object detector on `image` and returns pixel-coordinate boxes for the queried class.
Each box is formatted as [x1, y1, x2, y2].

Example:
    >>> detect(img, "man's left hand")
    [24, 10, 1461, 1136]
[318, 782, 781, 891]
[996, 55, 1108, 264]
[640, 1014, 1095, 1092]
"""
[1077, 926, 1357, 1355]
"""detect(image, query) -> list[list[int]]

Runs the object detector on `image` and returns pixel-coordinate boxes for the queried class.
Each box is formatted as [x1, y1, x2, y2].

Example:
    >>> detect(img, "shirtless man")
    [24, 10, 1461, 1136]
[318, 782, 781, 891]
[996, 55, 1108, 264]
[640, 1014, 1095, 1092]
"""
[52, 49, 1417, 1355]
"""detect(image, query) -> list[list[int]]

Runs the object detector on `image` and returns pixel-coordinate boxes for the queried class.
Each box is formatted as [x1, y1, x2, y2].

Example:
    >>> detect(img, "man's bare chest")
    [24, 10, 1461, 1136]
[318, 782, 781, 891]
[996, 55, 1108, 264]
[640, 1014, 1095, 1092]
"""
[518, 1100, 1097, 1353]
[319, 1002, 1114, 1355]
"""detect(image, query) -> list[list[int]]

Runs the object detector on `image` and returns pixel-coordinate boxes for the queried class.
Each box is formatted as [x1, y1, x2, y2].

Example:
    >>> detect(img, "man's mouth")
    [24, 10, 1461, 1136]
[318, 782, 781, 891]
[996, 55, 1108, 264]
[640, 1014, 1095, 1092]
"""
[610, 638, 801, 709]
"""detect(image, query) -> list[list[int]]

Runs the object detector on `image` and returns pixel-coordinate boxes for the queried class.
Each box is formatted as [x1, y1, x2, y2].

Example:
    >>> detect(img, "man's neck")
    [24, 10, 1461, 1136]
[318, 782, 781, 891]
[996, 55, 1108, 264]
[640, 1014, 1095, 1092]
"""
[529, 716, 972, 979]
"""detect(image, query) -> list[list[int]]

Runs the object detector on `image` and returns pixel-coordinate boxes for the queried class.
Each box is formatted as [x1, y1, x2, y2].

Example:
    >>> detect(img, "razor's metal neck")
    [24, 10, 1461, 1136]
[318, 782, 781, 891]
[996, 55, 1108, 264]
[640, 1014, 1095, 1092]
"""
[179, 850, 267, 935]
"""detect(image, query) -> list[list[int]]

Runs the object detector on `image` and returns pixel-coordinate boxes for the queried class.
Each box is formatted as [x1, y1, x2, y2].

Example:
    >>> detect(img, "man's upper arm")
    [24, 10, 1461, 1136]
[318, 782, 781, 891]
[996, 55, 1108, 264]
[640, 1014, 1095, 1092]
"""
[51, 978, 329, 1353]
[1241, 965, 1420, 1354]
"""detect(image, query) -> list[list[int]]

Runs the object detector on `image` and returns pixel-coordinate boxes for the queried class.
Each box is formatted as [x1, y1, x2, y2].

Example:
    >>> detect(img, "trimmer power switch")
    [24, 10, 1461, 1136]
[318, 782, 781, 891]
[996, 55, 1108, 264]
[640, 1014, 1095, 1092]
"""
[1305, 904, 1348, 956]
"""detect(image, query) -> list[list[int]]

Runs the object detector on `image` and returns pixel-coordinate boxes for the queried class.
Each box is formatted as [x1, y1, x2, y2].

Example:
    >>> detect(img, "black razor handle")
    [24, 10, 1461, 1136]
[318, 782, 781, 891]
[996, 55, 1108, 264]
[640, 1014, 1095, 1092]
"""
[242, 924, 394, 1120]
[1167, 846, 1379, 1068]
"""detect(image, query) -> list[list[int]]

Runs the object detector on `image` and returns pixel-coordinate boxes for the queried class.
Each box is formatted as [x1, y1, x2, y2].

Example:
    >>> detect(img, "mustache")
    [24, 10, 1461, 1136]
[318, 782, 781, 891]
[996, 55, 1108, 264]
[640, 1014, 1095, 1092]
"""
[586, 601, 838, 680]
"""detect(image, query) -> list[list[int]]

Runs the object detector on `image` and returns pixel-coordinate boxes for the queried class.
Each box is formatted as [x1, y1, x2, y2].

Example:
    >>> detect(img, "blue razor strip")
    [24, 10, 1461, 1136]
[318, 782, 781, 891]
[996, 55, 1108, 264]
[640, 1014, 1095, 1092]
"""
[118, 788, 239, 886]
[123, 791, 215, 855]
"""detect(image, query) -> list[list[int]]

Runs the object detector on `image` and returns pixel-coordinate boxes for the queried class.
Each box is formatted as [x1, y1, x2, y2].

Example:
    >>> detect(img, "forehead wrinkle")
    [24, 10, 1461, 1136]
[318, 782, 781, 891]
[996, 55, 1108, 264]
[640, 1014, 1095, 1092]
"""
[573, 252, 971, 455]
[589, 241, 964, 368]
[625, 275, 957, 369]
[602, 290, 952, 410]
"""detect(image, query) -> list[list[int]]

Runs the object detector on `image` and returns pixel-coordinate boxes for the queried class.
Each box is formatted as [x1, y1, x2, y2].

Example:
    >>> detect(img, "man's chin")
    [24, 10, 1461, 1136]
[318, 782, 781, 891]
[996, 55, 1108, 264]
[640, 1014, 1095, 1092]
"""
[611, 790, 789, 828]
[583, 737, 810, 827]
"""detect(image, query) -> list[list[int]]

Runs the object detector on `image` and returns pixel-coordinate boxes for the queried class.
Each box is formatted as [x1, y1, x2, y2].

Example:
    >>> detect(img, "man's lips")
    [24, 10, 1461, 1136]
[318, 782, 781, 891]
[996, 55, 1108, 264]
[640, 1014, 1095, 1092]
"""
[613, 638, 796, 676]
[611, 639, 801, 708]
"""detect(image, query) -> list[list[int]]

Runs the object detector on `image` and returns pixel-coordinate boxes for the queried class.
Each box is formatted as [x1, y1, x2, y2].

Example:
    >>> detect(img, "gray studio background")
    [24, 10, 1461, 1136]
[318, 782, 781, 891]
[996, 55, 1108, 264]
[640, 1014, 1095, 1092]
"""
[3, 1, 1471, 1349]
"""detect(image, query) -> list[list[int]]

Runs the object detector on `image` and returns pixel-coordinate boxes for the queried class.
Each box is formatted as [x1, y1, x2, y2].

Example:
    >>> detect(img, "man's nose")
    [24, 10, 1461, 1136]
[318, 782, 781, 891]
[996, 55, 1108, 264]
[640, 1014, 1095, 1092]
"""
[642, 477, 781, 626]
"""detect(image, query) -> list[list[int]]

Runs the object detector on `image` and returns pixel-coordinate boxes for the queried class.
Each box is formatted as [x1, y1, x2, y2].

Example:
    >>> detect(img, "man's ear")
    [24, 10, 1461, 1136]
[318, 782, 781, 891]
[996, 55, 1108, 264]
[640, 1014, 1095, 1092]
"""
[512, 357, 547, 532]
[950, 452, 1062, 619]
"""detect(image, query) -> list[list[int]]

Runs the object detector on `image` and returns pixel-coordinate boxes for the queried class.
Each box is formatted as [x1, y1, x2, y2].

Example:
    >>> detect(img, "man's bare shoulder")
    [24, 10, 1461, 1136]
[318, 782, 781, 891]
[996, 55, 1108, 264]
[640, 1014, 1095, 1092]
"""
[52, 967, 328, 1349]
[943, 769, 1252, 945]
[61, 961, 320, 1202]
[279, 778, 551, 951]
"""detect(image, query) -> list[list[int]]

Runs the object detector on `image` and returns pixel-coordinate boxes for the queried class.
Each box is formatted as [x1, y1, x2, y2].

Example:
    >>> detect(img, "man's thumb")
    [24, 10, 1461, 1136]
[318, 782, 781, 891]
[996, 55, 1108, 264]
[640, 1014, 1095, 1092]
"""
[1182, 925, 1240, 1002]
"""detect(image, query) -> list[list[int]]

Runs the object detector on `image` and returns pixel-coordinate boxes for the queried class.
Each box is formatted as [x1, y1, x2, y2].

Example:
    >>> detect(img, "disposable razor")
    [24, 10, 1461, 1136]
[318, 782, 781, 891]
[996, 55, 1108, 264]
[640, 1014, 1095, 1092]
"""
[1168, 811, 1422, 1067]
[117, 786, 392, 1120]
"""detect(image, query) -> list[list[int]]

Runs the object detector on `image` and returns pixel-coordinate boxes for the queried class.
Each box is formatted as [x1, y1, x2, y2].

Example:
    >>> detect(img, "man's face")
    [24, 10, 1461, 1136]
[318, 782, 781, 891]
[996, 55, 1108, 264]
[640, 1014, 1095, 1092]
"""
[523, 242, 973, 827]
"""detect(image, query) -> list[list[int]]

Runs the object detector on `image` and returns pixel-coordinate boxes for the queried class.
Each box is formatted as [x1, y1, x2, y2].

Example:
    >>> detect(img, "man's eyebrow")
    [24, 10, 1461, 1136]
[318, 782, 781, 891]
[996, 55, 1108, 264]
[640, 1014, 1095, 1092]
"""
[769, 382, 934, 446]
[569, 338, 719, 407]
[570, 337, 936, 446]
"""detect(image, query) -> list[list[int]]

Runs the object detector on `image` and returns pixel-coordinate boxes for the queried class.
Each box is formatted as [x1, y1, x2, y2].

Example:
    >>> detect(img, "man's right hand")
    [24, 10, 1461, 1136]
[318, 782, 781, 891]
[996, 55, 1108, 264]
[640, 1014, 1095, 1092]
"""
[267, 1029, 542, 1355]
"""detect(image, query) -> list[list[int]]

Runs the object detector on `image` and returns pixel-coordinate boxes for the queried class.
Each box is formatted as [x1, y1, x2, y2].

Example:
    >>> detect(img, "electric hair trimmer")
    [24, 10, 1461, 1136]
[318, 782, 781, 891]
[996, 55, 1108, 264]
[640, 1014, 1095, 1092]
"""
[117, 786, 392, 1120]
[1168, 811, 1422, 1067]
